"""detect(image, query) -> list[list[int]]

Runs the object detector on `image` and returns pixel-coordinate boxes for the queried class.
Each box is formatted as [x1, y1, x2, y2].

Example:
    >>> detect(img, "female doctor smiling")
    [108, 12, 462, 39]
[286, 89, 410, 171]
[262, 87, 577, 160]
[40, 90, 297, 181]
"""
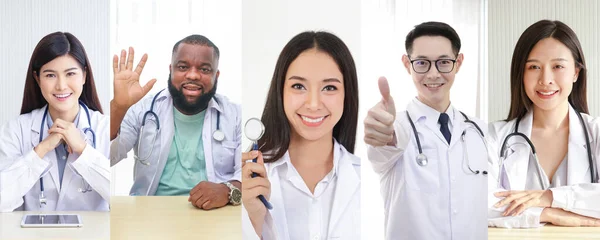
[0, 32, 109, 212]
[488, 20, 600, 228]
[241, 31, 360, 239]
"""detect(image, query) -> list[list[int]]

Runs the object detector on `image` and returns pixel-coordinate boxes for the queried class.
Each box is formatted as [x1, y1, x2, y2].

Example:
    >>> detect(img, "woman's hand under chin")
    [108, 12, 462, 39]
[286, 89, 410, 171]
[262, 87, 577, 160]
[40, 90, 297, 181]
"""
[48, 118, 87, 155]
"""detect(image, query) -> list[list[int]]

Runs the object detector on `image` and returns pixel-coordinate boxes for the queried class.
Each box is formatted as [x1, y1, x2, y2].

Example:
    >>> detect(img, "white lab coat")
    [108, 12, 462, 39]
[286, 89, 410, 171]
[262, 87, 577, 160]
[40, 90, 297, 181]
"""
[241, 140, 361, 240]
[111, 90, 241, 196]
[487, 104, 600, 228]
[0, 105, 110, 212]
[367, 99, 488, 240]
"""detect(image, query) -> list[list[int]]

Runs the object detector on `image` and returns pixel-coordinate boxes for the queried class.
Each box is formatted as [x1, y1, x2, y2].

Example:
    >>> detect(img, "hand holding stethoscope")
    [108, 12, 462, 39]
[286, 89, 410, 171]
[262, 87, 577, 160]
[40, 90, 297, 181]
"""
[241, 150, 272, 227]
[241, 118, 273, 235]
[364, 77, 397, 147]
[112, 47, 157, 110]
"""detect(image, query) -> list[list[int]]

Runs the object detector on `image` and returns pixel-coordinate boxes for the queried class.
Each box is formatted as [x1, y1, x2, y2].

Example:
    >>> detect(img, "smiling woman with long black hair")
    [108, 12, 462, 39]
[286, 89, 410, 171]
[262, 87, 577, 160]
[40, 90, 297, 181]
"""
[488, 20, 600, 228]
[0, 32, 109, 212]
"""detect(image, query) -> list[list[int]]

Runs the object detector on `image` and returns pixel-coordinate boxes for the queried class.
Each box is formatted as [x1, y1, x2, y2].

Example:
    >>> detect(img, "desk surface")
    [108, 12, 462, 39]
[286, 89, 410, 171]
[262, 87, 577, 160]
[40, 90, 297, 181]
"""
[0, 210, 109, 240]
[110, 196, 241, 240]
[489, 226, 600, 239]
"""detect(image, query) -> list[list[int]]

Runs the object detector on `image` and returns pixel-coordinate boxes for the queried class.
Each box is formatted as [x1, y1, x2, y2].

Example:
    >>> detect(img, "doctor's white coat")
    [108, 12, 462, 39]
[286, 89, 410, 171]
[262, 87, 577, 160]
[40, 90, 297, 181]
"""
[0, 105, 110, 212]
[110, 90, 241, 196]
[487, 104, 600, 228]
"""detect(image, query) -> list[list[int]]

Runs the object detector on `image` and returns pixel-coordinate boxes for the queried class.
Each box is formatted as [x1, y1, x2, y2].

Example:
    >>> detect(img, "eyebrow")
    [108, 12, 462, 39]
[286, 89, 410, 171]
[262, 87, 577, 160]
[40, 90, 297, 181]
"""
[176, 60, 212, 67]
[526, 58, 569, 63]
[414, 54, 452, 59]
[41, 67, 79, 73]
[288, 76, 342, 83]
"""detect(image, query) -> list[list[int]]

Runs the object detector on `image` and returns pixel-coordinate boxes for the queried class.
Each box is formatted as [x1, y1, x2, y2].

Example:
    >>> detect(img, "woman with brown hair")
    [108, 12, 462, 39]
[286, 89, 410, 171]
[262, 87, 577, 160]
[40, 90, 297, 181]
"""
[0, 32, 109, 212]
[487, 20, 600, 228]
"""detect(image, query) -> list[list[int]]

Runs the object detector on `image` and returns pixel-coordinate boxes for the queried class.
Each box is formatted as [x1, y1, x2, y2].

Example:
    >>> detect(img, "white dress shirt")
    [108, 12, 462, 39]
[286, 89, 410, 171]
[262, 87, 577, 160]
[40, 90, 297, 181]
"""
[242, 140, 361, 240]
[278, 149, 338, 240]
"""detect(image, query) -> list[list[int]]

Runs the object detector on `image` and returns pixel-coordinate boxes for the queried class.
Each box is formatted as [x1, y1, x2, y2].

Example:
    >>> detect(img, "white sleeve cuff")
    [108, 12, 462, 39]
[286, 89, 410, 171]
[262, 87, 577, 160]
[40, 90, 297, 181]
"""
[550, 187, 572, 210]
[488, 207, 544, 228]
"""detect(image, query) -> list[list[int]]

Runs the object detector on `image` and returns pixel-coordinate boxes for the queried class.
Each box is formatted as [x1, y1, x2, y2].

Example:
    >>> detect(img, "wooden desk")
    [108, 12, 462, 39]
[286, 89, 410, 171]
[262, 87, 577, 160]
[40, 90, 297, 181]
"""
[110, 196, 241, 240]
[0, 211, 109, 240]
[489, 226, 600, 239]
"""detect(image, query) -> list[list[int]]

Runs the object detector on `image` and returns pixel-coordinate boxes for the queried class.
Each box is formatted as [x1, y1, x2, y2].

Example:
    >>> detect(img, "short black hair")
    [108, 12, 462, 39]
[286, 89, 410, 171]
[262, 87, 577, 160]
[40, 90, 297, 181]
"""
[172, 34, 220, 59]
[405, 21, 461, 56]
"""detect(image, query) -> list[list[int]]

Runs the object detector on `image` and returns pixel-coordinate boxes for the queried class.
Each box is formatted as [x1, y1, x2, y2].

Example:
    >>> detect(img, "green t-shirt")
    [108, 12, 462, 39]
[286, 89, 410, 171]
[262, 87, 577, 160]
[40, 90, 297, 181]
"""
[155, 108, 208, 196]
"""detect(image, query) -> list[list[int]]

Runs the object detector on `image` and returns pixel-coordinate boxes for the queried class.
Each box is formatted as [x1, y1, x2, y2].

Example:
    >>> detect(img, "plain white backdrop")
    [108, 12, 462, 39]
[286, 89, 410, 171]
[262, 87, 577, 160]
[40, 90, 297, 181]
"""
[109, 0, 242, 196]
[241, 0, 362, 148]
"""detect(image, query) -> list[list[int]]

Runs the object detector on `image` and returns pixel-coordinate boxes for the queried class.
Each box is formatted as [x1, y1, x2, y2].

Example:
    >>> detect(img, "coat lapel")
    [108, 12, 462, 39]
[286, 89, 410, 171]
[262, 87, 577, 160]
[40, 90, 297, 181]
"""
[153, 91, 174, 195]
[327, 144, 360, 236]
[406, 99, 448, 145]
[502, 111, 533, 190]
[567, 105, 592, 184]
[30, 105, 61, 193]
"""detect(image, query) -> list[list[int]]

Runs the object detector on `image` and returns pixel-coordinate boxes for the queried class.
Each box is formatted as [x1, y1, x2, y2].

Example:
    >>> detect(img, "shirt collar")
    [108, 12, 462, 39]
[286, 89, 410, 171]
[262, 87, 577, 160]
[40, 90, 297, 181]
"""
[270, 139, 341, 182]
[409, 97, 455, 128]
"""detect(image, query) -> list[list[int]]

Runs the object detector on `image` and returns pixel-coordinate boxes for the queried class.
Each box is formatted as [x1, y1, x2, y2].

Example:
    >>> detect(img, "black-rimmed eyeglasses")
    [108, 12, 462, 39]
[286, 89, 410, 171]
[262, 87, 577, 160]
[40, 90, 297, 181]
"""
[408, 57, 457, 74]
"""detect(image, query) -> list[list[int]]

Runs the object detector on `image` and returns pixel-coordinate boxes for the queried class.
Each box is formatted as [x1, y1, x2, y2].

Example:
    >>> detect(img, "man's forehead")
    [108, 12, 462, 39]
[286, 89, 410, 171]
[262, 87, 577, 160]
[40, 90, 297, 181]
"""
[174, 43, 216, 59]
[410, 36, 454, 58]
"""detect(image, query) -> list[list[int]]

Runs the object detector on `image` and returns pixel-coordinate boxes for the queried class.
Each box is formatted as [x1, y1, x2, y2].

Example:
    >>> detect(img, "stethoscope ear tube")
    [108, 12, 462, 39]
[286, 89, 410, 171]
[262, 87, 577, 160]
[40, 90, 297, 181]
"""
[575, 111, 597, 183]
[405, 112, 423, 154]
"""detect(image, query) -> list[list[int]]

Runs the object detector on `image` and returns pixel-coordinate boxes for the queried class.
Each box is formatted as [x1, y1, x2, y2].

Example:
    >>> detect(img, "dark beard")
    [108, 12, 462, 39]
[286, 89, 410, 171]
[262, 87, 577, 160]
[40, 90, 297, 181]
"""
[167, 73, 218, 115]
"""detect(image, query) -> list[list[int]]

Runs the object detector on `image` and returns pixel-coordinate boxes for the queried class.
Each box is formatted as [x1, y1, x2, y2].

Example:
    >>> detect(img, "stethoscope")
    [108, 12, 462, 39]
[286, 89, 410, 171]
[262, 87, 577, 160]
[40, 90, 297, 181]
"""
[135, 89, 224, 166]
[499, 111, 597, 189]
[39, 101, 96, 208]
[406, 111, 488, 175]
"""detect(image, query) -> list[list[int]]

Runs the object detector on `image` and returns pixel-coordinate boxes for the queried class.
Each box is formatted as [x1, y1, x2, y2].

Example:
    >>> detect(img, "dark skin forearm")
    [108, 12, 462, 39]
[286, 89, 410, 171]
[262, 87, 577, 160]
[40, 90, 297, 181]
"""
[110, 100, 129, 141]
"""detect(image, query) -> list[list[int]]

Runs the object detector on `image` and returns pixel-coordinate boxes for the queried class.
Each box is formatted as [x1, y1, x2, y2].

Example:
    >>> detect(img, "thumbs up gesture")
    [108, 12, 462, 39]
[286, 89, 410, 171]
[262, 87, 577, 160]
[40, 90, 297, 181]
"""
[364, 77, 397, 147]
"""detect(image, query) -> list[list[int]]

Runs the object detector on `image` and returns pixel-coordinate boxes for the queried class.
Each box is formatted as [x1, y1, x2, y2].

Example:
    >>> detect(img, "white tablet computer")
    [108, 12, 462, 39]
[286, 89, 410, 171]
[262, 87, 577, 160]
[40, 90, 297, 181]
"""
[20, 214, 83, 228]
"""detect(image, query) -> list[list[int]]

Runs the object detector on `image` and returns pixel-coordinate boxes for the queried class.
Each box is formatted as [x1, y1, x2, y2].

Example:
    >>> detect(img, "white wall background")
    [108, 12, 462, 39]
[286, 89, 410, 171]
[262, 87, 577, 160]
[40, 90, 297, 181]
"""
[241, 0, 365, 236]
[360, 0, 485, 238]
[0, 0, 110, 126]
[109, 0, 242, 196]
[241, 0, 362, 147]
[488, 0, 600, 121]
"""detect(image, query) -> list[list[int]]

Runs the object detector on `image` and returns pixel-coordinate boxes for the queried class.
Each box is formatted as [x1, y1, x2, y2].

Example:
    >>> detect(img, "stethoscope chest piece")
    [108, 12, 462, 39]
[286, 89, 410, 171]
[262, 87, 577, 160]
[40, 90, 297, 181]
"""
[213, 130, 225, 142]
[39, 192, 47, 207]
[417, 153, 428, 166]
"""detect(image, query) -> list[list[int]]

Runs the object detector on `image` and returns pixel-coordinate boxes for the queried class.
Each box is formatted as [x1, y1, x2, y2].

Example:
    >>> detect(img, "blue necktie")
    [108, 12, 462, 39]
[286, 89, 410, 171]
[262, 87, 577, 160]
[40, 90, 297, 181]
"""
[439, 113, 451, 143]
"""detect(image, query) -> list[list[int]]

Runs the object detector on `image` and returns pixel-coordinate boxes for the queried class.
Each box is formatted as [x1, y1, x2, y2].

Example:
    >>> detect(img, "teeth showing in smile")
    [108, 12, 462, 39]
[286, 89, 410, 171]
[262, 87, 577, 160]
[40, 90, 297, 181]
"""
[54, 93, 72, 98]
[183, 83, 202, 91]
[538, 91, 558, 96]
[301, 115, 325, 123]
[425, 83, 443, 88]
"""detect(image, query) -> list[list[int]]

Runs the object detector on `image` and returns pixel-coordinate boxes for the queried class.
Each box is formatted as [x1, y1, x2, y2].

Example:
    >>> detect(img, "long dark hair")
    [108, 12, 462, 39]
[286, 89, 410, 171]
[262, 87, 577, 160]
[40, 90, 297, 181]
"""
[507, 20, 587, 120]
[21, 32, 103, 114]
[259, 31, 359, 162]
